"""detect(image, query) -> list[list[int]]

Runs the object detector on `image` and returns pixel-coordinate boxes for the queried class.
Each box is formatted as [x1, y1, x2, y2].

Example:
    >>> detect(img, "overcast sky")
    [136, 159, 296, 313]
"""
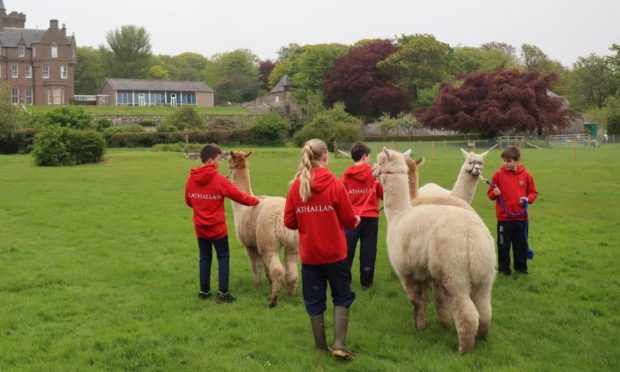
[13, 0, 620, 66]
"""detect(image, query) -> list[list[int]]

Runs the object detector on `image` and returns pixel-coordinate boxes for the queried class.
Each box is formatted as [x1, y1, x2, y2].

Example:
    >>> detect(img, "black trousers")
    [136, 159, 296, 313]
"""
[497, 221, 528, 273]
[345, 217, 379, 287]
[197, 236, 230, 293]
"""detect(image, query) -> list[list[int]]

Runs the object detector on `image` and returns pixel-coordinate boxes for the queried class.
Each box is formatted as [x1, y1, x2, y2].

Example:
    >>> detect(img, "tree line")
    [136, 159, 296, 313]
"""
[74, 25, 620, 135]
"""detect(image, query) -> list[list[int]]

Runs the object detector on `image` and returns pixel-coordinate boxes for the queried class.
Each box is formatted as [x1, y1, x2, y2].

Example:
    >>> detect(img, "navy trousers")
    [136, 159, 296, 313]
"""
[302, 259, 355, 316]
[497, 221, 528, 273]
[197, 236, 230, 293]
[345, 217, 379, 287]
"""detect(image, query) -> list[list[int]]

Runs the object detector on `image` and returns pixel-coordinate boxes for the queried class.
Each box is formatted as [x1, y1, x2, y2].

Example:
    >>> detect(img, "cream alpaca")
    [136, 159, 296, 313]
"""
[374, 148, 496, 353]
[227, 151, 299, 307]
[418, 146, 496, 204]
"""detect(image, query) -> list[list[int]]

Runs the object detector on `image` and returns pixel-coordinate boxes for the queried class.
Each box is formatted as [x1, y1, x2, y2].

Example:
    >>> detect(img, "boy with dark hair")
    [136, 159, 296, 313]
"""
[185, 144, 260, 303]
[342, 142, 383, 289]
[487, 146, 538, 276]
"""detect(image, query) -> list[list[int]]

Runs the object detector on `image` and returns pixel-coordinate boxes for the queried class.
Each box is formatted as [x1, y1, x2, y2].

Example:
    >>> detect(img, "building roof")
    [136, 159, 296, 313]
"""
[269, 74, 293, 93]
[0, 27, 74, 46]
[103, 78, 214, 93]
[0, 0, 5, 11]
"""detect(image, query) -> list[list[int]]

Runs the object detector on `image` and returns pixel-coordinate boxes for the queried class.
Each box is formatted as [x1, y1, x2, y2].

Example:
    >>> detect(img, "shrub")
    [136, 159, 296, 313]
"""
[161, 106, 205, 130]
[250, 111, 289, 146]
[293, 104, 363, 150]
[32, 127, 105, 166]
[41, 106, 94, 130]
[95, 118, 114, 132]
[120, 124, 146, 133]
[156, 122, 178, 133]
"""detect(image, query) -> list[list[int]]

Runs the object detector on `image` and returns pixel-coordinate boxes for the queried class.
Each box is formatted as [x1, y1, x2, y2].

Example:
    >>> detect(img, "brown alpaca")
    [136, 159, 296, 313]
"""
[374, 148, 496, 353]
[227, 151, 299, 307]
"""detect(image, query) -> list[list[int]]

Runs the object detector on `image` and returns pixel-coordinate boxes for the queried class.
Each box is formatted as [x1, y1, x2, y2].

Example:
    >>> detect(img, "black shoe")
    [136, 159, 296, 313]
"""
[198, 291, 212, 300]
[215, 291, 236, 303]
[361, 284, 373, 290]
[499, 270, 512, 276]
[516, 269, 528, 275]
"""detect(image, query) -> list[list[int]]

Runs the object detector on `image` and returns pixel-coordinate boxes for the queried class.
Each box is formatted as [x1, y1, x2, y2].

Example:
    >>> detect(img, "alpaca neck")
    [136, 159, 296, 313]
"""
[383, 174, 412, 224]
[451, 169, 478, 204]
[408, 168, 420, 200]
[229, 167, 254, 199]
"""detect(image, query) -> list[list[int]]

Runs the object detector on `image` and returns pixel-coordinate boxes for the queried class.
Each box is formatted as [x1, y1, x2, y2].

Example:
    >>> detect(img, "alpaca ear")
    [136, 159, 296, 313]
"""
[246, 151, 253, 157]
[460, 148, 469, 158]
[416, 157, 425, 166]
[402, 149, 412, 157]
[383, 147, 391, 160]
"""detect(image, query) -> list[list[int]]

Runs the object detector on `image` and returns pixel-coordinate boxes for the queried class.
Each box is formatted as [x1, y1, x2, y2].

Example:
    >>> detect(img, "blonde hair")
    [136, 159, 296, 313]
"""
[295, 139, 328, 202]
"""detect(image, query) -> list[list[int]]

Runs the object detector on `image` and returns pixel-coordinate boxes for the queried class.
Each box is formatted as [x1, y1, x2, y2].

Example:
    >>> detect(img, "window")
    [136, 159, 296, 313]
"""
[11, 64, 18, 78]
[11, 88, 19, 104]
[60, 65, 68, 79]
[51, 46, 58, 58]
[18, 45, 25, 57]
[25, 88, 33, 105]
[25, 65, 32, 78]
[32, 46, 37, 57]
[42, 65, 49, 79]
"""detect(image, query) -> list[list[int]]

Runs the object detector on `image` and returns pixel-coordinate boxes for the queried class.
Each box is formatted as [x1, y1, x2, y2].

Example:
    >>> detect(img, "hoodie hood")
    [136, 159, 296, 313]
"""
[501, 165, 526, 176]
[343, 162, 374, 182]
[310, 167, 335, 193]
[190, 163, 219, 186]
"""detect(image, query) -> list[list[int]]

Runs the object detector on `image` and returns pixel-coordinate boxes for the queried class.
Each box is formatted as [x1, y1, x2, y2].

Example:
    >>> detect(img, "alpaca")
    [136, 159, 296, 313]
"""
[227, 151, 299, 307]
[418, 146, 497, 204]
[374, 148, 496, 353]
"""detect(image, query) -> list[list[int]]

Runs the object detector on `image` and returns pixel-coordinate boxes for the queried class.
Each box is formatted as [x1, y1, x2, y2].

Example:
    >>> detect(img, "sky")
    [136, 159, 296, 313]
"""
[12, 0, 620, 67]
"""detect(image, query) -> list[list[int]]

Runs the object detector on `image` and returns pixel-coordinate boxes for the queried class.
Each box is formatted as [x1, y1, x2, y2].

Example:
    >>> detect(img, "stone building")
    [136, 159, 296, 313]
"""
[0, 0, 75, 105]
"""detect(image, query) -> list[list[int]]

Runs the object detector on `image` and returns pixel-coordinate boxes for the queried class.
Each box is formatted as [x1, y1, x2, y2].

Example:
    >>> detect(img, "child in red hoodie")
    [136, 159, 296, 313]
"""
[284, 139, 360, 359]
[185, 144, 259, 303]
[342, 142, 383, 289]
[487, 146, 538, 276]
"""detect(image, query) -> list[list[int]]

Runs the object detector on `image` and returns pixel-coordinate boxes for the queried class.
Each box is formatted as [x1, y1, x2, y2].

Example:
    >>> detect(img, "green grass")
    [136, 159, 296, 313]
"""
[24, 105, 250, 116]
[1, 143, 619, 371]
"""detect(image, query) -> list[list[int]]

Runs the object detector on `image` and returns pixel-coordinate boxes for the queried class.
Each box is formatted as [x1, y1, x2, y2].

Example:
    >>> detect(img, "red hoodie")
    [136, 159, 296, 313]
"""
[185, 163, 259, 239]
[486, 165, 538, 221]
[284, 167, 358, 265]
[342, 162, 383, 218]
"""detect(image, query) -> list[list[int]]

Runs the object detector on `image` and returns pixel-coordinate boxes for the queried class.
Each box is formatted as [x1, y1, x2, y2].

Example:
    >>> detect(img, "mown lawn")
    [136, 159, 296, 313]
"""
[1, 143, 618, 371]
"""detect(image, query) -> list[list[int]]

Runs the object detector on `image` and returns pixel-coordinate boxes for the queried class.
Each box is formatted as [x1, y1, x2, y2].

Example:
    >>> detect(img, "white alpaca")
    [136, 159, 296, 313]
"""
[419, 146, 496, 204]
[374, 148, 496, 353]
[227, 151, 299, 307]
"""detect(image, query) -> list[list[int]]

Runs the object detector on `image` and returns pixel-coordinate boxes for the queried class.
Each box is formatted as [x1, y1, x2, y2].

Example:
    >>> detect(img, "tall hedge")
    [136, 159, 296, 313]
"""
[32, 126, 105, 166]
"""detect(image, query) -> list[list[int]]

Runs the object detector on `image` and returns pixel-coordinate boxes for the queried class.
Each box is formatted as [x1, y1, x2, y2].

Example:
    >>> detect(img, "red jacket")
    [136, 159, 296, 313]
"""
[487, 165, 538, 221]
[284, 167, 358, 265]
[342, 163, 383, 218]
[185, 163, 259, 239]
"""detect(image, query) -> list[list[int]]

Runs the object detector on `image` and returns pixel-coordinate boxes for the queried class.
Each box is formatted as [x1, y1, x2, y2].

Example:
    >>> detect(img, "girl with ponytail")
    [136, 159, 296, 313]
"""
[284, 139, 360, 360]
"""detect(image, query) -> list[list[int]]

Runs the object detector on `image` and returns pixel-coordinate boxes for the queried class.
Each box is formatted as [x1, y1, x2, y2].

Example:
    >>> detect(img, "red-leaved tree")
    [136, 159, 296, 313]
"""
[324, 40, 411, 120]
[259, 59, 275, 91]
[421, 69, 569, 137]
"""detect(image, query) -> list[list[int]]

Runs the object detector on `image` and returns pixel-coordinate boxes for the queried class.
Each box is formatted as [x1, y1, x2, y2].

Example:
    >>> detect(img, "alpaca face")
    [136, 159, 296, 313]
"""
[227, 151, 252, 170]
[373, 148, 409, 183]
[460, 147, 493, 177]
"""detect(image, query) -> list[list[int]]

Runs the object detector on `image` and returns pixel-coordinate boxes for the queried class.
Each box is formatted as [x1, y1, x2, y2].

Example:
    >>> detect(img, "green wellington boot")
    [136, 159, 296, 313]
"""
[310, 314, 329, 352]
[332, 306, 354, 360]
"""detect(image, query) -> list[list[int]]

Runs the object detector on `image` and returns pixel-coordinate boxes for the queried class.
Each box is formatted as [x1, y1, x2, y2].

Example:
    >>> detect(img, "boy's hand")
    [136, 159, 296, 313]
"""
[354, 215, 361, 227]
[519, 197, 528, 205]
[493, 187, 500, 196]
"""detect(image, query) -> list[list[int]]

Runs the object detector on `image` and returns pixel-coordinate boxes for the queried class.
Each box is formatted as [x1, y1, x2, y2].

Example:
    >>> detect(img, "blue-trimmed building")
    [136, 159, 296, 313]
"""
[98, 78, 214, 107]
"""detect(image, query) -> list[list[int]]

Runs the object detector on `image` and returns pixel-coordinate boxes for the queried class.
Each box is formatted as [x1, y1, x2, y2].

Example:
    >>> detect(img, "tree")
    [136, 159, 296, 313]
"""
[103, 25, 153, 78]
[520, 44, 564, 74]
[74, 47, 105, 94]
[324, 40, 411, 120]
[259, 59, 275, 91]
[447, 46, 515, 76]
[379, 34, 451, 101]
[0, 82, 19, 137]
[570, 54, 613, 108]
[421, 69, 569, 137]
[480, 41, 517, 61]
[203, 49, 260, 104]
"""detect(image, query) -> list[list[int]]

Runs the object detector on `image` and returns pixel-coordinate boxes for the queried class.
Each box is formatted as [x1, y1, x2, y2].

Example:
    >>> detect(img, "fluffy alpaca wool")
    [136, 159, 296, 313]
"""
[418, 146, 496, 204]
[227, 151, 299, 307]
[374, 148, 496, 353]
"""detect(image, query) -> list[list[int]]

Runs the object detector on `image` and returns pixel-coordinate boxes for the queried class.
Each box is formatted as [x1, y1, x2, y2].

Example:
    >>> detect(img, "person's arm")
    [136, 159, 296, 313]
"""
[184, 177, 192, 207]
[525, 173, 538, 204]
[335, 182, 359, 229]
[284, 186, 298, 230]
[222, 177, 259, 206]
[376, 181, 384, 201]
[486, 174, 500, 200]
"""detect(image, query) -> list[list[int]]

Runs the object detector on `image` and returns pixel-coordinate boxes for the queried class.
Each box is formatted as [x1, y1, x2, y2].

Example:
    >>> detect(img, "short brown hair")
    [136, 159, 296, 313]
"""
[350, 142, 370, 162]
[200, 144, 222, 163]
[501, 146, 521, 161]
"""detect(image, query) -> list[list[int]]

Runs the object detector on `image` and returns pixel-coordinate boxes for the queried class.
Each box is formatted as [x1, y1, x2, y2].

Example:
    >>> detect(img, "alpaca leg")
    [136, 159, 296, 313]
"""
[432, 280, 451, 328]
[471, 282, 493, 338]
[264, 253, 285, 307]
[400, 275, 428, 330]
[245, 246, 264, 287]
[284, 249, 299, 297]
[449, 291, 479, 353]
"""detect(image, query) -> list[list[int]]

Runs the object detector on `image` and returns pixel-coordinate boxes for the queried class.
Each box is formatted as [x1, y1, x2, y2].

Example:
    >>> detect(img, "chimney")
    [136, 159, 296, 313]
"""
[61, 23, 66, 36]
[49, 19, 58, 30]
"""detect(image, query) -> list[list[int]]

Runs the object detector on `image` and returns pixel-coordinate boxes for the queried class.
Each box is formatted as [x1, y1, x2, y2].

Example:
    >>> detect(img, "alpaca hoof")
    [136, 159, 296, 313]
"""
[415, 321, 427, 330]
[268, 296, 278, 308]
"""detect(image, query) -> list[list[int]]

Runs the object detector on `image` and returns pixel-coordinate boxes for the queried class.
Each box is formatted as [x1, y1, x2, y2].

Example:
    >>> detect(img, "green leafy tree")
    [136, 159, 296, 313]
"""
[0, 82, 19, 137]
[520, 44, 564, 74]
[203, 49, 260, 104]
[251, 111, 289, 145]
[480, 41, 517, 61]
[103, 25, 153, 78]
[569, 54, 613, 108]
[447, 46, 515, 75]
[379, 34, 451, 101]
[75, 47, 105, 94]
[42, 107, 94, 130]
[149, 65, 170, 80]
[161, 106, 205, 130]
[293, 103, 362, 148]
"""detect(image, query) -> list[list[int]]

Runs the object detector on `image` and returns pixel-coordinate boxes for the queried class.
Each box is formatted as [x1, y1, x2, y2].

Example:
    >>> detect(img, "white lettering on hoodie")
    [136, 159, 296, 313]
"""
[348, 188, 372, 195]
[188, 192, 223, 200]
[296, 205, 335, 214]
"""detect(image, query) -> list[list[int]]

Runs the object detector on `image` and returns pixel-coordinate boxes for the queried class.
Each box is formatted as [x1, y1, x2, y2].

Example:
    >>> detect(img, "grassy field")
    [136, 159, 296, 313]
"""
[24, 104, 250, 116]
[1, 143, 619, 371]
